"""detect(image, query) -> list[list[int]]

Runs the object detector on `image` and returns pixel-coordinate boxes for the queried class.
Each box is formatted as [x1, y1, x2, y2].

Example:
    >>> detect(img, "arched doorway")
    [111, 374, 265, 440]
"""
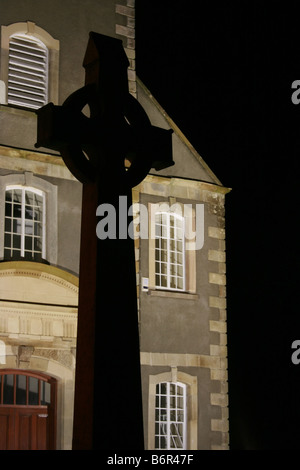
[0, 369, 57, 450]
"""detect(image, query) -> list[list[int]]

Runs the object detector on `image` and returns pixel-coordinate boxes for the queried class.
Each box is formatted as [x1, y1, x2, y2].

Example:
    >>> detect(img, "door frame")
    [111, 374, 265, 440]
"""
[0, 369, 57, 449]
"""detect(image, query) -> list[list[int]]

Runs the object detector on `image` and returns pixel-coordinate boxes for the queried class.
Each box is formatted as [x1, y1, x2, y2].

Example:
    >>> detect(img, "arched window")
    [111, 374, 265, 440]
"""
[0, 173, 58, 265]
[8, 33, 48, 109]
[1, 22, 59, 109]
[0, 370, 54, 406]
[155, 212, 185, 291]
[4, 185, 45, 261]
[155, 382, 187, 449]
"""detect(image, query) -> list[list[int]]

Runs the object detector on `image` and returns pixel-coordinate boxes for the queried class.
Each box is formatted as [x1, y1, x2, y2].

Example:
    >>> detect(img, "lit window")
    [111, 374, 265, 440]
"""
[4, 186, 45, 260]
[8, 34, 48, 109]
[155, 212, 185, 291]
[155, 382, 187, 450]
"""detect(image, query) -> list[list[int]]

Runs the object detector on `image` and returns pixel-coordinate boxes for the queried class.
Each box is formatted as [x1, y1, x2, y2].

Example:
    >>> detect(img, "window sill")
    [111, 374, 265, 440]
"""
[147, 289, 198, 300]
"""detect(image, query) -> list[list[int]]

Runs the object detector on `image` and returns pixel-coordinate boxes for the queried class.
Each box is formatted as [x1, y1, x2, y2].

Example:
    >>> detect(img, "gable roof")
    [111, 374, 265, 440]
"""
[136, 77, 223, 186]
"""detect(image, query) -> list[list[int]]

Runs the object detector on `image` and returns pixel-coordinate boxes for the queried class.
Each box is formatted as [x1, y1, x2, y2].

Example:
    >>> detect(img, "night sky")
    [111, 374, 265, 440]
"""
[136, 1, 300, 450]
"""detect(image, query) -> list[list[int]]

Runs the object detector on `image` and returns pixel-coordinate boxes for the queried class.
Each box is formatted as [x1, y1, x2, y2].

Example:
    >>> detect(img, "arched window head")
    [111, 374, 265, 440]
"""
[8, 33, 49, 109]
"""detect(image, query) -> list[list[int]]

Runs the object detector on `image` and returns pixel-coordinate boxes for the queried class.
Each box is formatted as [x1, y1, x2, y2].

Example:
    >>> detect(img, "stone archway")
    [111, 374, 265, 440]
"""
[0, 261, 79, 449]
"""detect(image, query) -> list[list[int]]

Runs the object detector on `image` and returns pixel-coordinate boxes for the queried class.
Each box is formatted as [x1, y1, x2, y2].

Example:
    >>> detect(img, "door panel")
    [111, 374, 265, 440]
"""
[0, 408, 14, 449]
[36, 413, 48, 450]
[15, 408, 49, 450]
[18, 412, 31, 450]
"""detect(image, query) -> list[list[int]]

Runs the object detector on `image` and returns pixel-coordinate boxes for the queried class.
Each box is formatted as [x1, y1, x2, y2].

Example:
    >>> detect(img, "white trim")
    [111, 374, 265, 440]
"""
[154, 211, 186, 291]
[148, 370, 198, 450]
[155, 381, 187, 450]
[5, 185, 46, 260]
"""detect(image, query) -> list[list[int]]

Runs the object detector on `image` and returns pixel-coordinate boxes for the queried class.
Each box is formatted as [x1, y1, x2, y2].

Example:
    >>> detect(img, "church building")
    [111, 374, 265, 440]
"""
[0, 0, 230, 450]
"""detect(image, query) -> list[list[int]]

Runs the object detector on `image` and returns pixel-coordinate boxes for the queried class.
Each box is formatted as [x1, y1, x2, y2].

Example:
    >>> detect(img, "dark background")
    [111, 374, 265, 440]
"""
[136, 1, 300, 450]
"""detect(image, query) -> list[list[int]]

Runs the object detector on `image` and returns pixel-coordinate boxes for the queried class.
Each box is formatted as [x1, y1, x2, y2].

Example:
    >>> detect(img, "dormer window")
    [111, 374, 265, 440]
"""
[1, 22, 59, 109]
[8, 34, 48, 109]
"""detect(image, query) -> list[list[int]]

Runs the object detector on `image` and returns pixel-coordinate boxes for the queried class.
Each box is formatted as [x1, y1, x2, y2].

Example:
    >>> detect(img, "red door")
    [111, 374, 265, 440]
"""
[0, 370, 57, 450]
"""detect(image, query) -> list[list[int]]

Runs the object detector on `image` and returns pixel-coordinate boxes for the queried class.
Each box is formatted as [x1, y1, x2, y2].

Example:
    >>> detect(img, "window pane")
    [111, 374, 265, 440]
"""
[161, 263, 167, 275]
[160, 396, 167, 409]
[25, 191, 34, 205]
[34, 238, 42, 252]
[25, 236, 33, 251]
[5, 202, 12, 217]
[176, 241, 183, 253]
[41, 381, 51, 405]
[4, 248, 11, 258]
[161, 239, 168, 251]
[13, 204, 22, 218]
[176, 228, 183, 240]
[34, 193, 43, 206]
[28, 377, 39, 405]
[34, 222, 42, 236]
[25, 220, 34, 235]
[4, 233, 11, 248]
[3, 374, 14, 404]
[5, 190, 13, 202]
[16, 375, 27, 405]
[34, 208, 42, 222]
[25, 206, 34, 220]
[13, 234, 21, 249]
[170, 277, 177, 289]
[5, 218, 12, 232]
[160, 435, 167, 449]
[155, 224, 161, 237]
[161, 225, 168, 238]
[176, 278, 184, 290]
[155, 213, 162, 225]
[13, 219, 22, 234]
[170, 251, 176, 264]
[170, 395, 176, 409]
[14, 189, 22, 202]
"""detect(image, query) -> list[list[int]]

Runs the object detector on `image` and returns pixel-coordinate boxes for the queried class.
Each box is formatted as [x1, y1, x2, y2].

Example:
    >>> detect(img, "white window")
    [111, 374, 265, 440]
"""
[8, 34, 48, 109]
[4, 185, 45, 260]
[1, 22, 59, 108]
[155, 212, 185, 291]
[155, 382, 187, 450]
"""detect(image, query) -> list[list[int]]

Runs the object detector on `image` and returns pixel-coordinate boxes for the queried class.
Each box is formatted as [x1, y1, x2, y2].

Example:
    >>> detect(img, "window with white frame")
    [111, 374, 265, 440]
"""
[1, 22, 59, 109]
[155, 382, 187, 450]
[4, 186, 45, 260]
[155, 212, 185, 291]
[7, 34, 48, 109]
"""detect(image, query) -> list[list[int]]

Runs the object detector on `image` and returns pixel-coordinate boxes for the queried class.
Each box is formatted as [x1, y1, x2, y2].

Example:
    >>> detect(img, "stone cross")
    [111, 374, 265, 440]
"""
[35, 32, 174, 450]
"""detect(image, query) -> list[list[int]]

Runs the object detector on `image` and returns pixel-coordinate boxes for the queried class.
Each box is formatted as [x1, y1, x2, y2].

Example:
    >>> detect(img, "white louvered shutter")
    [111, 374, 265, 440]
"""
[8, 34, 48, 109]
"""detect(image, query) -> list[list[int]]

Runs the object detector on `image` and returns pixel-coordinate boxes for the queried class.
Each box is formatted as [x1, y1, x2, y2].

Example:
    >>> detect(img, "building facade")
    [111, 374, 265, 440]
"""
[0, 0, 230, 450]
